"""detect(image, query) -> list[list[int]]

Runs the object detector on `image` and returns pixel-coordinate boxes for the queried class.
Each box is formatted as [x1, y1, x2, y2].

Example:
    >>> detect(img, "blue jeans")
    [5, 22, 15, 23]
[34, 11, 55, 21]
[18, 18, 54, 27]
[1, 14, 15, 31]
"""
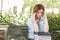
[28, 38, 34, 40]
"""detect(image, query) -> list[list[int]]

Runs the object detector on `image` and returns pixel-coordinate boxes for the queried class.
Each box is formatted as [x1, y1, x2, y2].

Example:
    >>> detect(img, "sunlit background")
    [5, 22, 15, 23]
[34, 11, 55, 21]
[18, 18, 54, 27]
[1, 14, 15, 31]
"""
[0, 0, 60, 25]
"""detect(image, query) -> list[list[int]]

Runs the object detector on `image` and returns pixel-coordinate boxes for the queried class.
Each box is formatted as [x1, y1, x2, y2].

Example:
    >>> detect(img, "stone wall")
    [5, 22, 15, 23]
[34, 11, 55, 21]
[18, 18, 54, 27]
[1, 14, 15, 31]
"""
[0, 25, 8, 40]
[7, 24, 28, 40]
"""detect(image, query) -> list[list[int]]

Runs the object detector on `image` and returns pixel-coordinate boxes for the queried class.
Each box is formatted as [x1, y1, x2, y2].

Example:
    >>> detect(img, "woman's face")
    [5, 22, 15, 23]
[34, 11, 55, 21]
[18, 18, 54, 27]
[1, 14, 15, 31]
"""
[36, 9, 44, 19]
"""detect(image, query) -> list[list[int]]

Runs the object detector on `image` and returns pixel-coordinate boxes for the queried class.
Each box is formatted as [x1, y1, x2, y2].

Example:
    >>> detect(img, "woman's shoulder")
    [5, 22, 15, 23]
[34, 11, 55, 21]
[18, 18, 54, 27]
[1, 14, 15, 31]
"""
[28, 16, 33, 22]
[27, 16, 33, 25]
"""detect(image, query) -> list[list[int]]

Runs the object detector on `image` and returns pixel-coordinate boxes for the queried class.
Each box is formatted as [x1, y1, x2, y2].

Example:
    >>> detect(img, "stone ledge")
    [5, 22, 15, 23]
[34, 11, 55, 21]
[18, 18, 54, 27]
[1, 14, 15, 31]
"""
[0, 25, 9, 30]
[34, 34, 51, 40]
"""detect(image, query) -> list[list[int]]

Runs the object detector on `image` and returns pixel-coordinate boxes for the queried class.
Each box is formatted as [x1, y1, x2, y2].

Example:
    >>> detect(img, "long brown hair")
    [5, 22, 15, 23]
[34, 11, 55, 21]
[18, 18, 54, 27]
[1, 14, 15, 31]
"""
[33, 4, 45, 19]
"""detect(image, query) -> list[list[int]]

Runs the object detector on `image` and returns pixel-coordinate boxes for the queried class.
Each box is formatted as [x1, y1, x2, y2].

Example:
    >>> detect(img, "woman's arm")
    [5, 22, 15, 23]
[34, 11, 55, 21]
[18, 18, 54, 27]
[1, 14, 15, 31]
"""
[43, 13, 49, 32]
[27, 16, 39, 33]
[32, 21, 39, 32]
[32, 13, 39, 32]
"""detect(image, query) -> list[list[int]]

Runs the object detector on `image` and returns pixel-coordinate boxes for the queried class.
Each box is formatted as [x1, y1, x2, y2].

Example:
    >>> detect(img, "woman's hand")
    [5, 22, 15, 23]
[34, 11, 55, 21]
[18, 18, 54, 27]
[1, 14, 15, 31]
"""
[32, 13, 36, 23]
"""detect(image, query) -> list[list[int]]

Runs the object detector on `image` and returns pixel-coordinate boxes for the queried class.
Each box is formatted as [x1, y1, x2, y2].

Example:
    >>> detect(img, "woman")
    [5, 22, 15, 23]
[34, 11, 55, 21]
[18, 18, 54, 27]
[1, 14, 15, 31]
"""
[27, 4, 49, 40]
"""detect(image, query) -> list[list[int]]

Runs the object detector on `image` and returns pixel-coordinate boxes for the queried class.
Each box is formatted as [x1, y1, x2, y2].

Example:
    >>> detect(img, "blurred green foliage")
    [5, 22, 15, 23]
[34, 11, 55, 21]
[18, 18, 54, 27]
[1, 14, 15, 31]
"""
[47, 14, 60, 32]
[47, 14, 60, 40]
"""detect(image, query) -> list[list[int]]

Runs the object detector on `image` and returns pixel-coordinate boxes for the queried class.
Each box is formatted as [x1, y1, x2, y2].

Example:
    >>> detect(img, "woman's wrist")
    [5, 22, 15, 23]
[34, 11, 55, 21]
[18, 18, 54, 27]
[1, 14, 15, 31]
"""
[33, 20, 37, 24]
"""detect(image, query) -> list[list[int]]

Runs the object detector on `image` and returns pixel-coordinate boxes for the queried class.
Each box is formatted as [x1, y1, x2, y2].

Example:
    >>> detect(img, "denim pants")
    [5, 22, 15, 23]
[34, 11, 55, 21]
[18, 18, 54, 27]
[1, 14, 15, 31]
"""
[28, 38, 34, 40]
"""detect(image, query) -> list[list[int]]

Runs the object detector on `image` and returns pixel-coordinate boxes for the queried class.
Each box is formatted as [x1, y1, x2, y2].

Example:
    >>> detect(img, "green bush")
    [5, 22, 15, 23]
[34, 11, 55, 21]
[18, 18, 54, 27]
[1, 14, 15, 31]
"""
[0, 12, 13, 25]
[47, 14, 60, 32]
[47, 14, 60, 40]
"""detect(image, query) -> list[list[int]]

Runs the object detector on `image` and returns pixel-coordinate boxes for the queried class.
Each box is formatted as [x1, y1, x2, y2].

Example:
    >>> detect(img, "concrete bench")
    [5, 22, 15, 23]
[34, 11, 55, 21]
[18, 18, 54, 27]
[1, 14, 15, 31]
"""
[34, 32, 51, 40]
